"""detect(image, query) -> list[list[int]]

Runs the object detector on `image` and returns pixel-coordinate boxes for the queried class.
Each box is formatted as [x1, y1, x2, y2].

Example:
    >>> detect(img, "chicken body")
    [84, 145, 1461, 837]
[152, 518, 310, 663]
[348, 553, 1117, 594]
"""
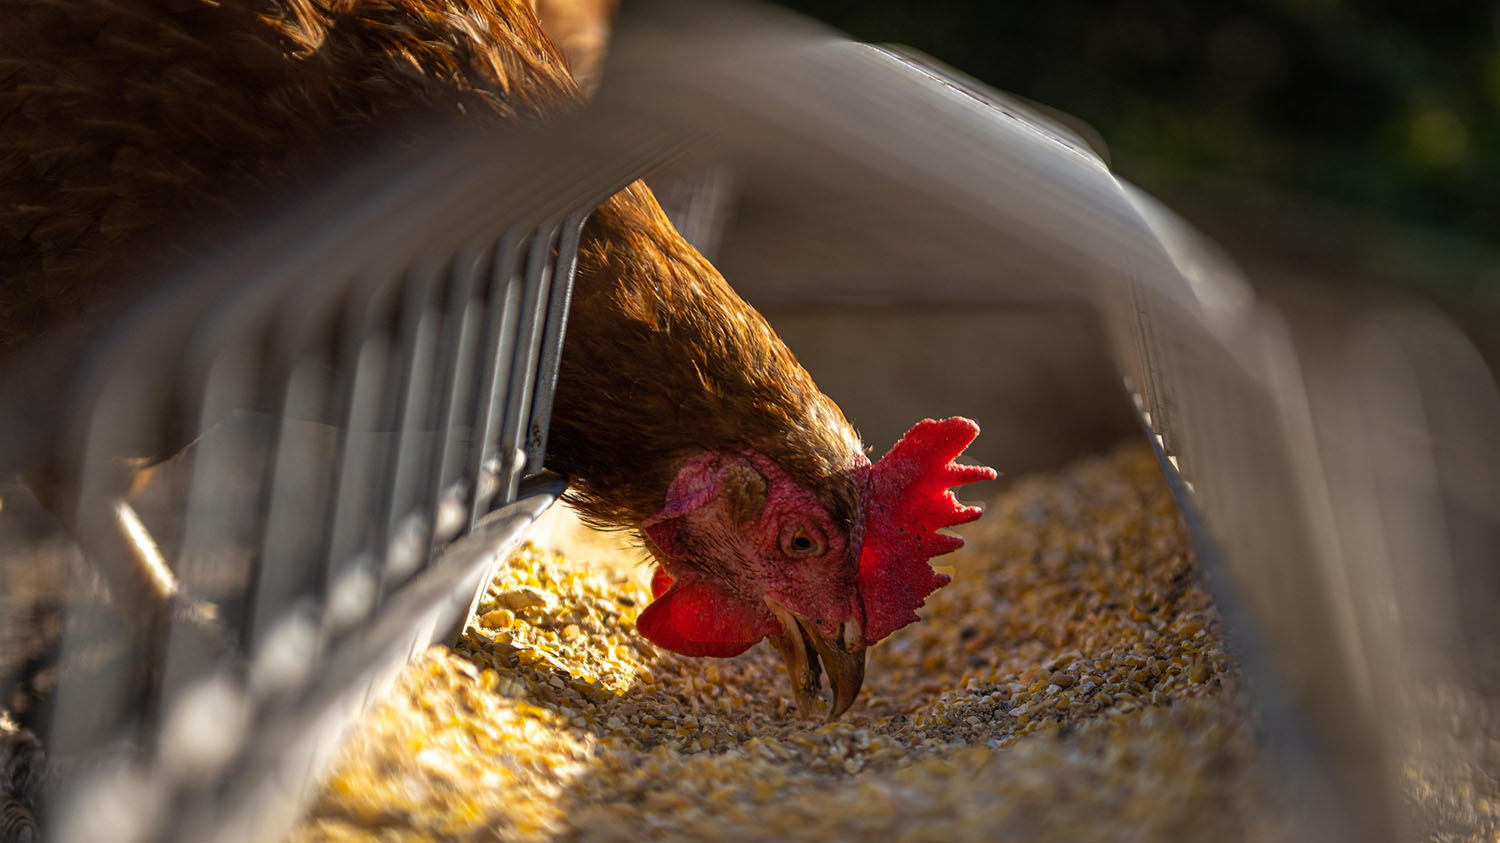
[1, 0, 989, 717]
[0, 0, 579, 353]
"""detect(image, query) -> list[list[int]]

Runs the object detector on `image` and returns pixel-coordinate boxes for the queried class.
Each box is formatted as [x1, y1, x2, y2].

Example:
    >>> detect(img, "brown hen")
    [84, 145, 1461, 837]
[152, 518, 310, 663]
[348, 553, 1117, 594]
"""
[0, 0, 992, 717]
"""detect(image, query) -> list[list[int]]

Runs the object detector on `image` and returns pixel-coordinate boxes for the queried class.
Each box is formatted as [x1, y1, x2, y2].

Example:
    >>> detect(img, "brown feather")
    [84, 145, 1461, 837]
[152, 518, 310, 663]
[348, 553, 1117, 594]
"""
[0, 0, 576, 355]
[0, 0, 865, 541]
[549, 183, 865, 536]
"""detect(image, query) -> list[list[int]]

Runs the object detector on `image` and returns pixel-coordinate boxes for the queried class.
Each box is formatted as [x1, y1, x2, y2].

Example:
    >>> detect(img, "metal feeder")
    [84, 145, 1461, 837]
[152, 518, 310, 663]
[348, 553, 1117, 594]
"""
[1, 2, 1494, 840]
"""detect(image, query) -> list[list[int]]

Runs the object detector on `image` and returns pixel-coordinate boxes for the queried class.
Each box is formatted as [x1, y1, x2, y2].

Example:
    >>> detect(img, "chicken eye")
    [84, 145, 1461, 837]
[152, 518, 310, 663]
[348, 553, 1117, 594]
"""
[780, 525, 826, 558]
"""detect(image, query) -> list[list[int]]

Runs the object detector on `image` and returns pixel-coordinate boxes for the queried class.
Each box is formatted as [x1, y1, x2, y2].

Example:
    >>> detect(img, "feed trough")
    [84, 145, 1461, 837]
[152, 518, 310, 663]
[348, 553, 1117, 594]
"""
[1, 1, 1495, 840]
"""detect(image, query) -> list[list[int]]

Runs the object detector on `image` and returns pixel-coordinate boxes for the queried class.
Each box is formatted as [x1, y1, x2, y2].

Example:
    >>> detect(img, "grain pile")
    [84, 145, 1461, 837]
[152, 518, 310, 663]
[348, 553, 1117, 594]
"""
[289, 444, 1287, 842]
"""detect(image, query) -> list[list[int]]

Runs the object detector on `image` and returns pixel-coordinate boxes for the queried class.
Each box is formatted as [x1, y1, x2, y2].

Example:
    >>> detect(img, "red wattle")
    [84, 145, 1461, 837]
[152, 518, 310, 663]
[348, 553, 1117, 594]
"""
[650, 566, 674, 598]
[636, 579, 776, 658]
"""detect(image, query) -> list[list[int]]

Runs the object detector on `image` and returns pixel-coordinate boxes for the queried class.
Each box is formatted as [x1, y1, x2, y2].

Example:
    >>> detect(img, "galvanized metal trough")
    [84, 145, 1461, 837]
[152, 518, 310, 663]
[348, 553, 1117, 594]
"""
[1, 2, 1494, 841]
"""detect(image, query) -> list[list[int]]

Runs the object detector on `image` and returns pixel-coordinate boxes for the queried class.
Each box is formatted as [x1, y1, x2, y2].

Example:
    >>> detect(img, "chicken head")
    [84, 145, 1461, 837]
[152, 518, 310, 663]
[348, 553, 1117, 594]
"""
[637, 417, 994, 719]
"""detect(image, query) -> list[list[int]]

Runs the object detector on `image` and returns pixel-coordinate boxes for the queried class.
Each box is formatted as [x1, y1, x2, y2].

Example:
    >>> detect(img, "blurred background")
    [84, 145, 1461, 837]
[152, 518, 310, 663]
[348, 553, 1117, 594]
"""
[774, 0, 1500, 353]
[4, 2, 1495, 838]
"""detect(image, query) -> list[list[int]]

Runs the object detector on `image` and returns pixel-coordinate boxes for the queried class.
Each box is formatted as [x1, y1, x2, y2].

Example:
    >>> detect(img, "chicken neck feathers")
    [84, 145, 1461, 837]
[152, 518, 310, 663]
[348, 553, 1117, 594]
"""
[549, 182, 865, 536]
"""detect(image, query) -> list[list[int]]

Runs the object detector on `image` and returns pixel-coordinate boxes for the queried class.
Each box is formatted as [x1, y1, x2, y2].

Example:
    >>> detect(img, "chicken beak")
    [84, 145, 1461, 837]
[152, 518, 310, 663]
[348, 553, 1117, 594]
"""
[766, 598, 867, 720]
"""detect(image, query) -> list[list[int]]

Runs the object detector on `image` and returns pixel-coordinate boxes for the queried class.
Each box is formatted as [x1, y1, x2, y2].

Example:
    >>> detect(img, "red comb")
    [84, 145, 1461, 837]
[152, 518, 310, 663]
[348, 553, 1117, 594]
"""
[857, 417, 995, 644]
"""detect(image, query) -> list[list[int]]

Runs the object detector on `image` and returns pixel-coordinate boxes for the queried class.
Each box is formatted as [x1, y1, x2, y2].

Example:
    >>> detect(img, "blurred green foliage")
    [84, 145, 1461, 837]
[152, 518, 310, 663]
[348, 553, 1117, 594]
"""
[775, 0, 1499, 243]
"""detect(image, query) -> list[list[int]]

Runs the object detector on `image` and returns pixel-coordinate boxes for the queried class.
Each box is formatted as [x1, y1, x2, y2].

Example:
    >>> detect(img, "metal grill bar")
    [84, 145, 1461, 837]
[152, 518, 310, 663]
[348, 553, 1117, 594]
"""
[525, 210, 589, 476]
[498, 223, 562, 504]
[4, 5, 1493, 842]
[469, 233, 527, 532]
[21, 124, 601, 839]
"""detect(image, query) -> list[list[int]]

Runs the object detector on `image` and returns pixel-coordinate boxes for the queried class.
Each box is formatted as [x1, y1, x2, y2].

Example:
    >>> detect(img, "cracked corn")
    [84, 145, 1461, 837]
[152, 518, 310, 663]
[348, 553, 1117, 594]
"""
[289, 444, 1286, 842]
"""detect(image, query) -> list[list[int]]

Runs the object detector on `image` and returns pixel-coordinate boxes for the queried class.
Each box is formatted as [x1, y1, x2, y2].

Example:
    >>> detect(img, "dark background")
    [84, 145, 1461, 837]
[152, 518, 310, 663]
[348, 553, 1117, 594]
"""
[772, 0, 1500, 318]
